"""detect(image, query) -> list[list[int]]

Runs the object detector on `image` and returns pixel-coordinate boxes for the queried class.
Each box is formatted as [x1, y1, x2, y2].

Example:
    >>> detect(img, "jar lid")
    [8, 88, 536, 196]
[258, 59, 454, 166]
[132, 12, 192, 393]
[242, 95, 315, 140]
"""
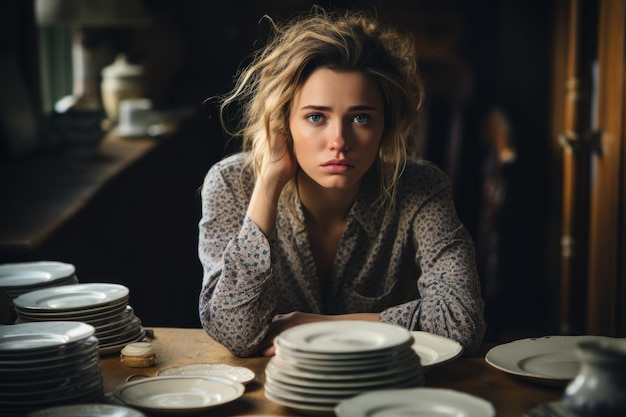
[102, 54, 144, 78]
[121, 341, 155, 357]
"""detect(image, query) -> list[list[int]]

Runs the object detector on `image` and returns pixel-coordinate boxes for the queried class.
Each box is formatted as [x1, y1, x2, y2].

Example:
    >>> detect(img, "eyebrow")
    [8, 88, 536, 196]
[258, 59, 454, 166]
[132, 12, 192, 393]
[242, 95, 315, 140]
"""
[299, 105, 381, 112]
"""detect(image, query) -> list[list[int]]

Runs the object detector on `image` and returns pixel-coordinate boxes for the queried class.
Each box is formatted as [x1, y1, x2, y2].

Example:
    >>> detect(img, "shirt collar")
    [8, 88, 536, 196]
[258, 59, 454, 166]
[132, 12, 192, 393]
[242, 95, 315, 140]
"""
[349, 173, 386, 238]
[290, 172, 386, 238]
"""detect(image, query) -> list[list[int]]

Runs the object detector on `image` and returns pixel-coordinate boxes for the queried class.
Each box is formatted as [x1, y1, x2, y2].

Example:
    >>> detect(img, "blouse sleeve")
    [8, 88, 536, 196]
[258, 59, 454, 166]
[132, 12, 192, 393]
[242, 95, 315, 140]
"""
[198, 159, 277, 357]
[379, 163, 486, 355]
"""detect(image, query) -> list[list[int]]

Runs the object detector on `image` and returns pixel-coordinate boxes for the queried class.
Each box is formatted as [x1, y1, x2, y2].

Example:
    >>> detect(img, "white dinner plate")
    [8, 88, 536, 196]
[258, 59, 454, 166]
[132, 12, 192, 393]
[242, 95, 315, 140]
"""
[98, 325, 144, 347]
[274, 348, 418, 373]
[264, 383, 348, 405]
[274, 337, 411, 361]
[266, 371, 424, 405]
[265, 372, 424, 405]
[26, 403, 146, 417]
[98, 328, 146, 356]
[15, 297, 128, 318]
[97, 316, 142, 338]
[276, 321, 412, 354]
[157, 363, 255, 384]
[335, 388, 495, 417]
[94, 306, 135, 331]
[0, 261, 75, 288]
[485, 335, 619, 385]
[0, 321, 95, 352]
[114, 376, 244, 414]
[265, 369, 424, 394]
[264, 388, 335, 415]
[274, 336, 416, 363]
[0, 335, 97, 367]
[410, 331, 463, 368]
[267, 354, 421, 383]
[9, 344, 99, 373]
[13, 283, 129, 311]
[0, 365, 102, 401]
[0, 346, 98, 376]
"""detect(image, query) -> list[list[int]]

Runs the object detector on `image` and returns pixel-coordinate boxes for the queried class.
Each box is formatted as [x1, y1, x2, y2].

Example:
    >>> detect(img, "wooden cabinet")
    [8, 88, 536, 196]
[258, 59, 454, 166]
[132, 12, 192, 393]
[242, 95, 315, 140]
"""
[588, 0, 626, 336]
[554, 0, 625, 337]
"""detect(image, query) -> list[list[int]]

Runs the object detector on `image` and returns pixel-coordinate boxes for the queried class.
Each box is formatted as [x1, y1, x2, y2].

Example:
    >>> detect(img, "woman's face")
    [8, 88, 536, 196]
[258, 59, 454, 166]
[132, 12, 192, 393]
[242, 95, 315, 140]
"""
[289, 68, 385, 191]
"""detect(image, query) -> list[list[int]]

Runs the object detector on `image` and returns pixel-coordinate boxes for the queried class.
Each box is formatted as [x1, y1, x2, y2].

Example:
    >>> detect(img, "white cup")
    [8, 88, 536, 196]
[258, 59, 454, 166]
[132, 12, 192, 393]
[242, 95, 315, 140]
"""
[117, 98, 155, 137]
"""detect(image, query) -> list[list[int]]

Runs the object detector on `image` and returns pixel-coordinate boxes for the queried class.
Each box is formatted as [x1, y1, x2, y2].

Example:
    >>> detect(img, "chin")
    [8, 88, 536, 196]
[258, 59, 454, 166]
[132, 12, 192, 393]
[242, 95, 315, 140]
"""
[319, 179, 359, 190]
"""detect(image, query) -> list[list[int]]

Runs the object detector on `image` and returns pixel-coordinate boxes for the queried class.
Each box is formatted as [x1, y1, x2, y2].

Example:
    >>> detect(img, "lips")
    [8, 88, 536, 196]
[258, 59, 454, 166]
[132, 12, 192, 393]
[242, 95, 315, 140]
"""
[321, 159, 354, 173]
[322, 159, 353, 167]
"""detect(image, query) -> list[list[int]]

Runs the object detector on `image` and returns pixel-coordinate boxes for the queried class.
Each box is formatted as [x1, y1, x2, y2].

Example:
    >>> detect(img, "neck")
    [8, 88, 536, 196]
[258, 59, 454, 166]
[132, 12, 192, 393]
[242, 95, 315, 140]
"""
[297, 174, 360, 223]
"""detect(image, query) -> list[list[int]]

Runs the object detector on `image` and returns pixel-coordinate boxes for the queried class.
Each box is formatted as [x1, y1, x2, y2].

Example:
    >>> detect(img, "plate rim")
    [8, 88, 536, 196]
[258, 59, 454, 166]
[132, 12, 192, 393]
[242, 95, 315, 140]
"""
[410, 331, 464, 368]
[0, 321, 95, 352]
[156, 363, 255, 384]
[0, 261, 75, 288]
[13, 283, 129, 311]
[334, 387, 495, 417]
[277, 321, 412, 354]
[264, 387, 335, 414]
[484, 335, 619, 382]
[113, 375, 245, 413]
[267, 354, 421, 382]
[265, 364, 424, 392]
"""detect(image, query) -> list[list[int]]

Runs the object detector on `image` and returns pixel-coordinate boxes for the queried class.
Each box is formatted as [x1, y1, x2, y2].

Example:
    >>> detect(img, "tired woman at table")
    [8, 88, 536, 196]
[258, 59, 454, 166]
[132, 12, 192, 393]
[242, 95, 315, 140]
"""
[198, 8, 486, 357]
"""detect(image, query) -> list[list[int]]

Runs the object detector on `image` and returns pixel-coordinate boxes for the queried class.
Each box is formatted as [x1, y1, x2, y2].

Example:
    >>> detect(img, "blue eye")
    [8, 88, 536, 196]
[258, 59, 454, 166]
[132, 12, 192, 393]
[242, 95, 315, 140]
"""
[353, 114, 371, 124]
[306, 113, 324, 123]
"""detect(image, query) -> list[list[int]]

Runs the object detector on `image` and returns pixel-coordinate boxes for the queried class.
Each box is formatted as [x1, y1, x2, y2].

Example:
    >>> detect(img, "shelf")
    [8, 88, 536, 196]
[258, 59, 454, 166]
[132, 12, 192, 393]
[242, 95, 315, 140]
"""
[0, 132, 160, 256]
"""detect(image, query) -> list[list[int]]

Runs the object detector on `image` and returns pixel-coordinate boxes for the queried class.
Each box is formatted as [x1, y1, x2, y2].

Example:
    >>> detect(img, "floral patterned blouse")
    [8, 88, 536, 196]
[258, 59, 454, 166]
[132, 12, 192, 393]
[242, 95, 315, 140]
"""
[198, 152, 486, 357]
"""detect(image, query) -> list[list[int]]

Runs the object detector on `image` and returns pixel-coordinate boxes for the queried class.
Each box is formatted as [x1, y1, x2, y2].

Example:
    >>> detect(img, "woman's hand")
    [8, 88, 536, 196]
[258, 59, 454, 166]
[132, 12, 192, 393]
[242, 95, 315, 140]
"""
[260, 312, 326, 356]
[260, 131, 297, 192]
[259, 311, 380, 356]
[247, 132, 297, 236]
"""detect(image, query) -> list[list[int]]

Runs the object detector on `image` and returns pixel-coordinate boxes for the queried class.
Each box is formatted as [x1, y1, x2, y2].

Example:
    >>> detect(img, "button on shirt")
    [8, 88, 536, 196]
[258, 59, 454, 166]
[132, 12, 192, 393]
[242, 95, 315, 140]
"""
[199, 152, 486, 357]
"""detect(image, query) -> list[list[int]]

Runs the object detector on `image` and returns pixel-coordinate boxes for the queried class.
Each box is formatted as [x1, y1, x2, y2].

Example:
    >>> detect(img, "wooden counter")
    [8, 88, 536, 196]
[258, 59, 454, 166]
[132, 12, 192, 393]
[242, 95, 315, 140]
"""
[100, 327, 563, 417]
[0, 133, 159, 256]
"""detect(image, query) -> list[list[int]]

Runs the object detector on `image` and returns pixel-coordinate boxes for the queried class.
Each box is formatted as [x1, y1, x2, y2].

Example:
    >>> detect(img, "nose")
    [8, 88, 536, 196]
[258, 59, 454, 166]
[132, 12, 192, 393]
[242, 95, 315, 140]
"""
[329, 121, 349, 152]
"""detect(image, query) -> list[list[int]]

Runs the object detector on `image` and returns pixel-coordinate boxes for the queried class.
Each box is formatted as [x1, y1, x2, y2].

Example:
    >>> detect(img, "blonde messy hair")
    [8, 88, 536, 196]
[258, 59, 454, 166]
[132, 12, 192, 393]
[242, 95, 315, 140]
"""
[218, 7, 424, 216]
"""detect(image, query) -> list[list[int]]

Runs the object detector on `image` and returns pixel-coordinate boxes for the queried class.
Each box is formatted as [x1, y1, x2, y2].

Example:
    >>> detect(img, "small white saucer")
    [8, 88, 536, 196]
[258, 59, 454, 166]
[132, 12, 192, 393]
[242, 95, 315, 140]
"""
[157, 363, 255, 384]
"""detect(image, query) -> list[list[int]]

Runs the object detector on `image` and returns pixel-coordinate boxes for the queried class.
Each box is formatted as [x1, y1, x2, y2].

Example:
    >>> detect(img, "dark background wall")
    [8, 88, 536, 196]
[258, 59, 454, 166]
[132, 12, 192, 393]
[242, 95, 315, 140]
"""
[152, 0, 557, 340]
[2, 0, 558, 342]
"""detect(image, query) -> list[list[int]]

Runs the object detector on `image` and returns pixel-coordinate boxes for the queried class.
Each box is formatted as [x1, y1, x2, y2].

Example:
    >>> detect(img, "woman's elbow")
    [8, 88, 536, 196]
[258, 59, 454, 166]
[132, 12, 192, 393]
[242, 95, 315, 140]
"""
[200, 314, 263, 358]
[221, 338, 260, 358]
[457, 314, 486, 356]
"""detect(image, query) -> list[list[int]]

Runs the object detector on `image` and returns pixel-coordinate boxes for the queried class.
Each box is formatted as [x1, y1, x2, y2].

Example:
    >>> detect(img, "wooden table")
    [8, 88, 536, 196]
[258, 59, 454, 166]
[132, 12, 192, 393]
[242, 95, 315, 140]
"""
[100, 327, 563, 416]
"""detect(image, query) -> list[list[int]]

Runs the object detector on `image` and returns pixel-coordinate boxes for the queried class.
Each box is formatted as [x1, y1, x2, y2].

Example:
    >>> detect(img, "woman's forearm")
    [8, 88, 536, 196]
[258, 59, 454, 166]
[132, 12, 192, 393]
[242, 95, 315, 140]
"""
[247, 178, 283, 236]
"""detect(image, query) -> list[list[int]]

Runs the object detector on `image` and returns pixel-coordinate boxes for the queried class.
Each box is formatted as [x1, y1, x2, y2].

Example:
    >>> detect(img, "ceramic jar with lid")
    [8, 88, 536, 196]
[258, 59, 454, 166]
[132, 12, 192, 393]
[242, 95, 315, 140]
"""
[120, 341, 156, 368]
[101, 54, 146, 123]
[562, 338, 626, 417]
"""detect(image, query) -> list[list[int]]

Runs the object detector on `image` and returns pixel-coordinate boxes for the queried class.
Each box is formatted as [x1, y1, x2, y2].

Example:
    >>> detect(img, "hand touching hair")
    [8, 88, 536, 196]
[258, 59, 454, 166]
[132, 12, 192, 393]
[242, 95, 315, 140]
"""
[219, 8, 424, 217]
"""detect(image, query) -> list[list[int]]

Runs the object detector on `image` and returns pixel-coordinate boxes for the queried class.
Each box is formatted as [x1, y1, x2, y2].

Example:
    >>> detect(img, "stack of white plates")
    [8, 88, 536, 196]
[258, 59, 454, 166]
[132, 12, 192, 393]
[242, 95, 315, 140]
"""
[0, 261, 78, 299]
[12, 283, 145, 355]
[265, 321, 424, 414]
[0, 321, 104, 415]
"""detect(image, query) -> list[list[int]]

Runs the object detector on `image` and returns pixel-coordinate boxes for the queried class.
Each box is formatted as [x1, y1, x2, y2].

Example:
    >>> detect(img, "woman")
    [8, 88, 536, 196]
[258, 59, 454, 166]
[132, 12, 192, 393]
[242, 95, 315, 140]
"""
[198, 8, 486, 357]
